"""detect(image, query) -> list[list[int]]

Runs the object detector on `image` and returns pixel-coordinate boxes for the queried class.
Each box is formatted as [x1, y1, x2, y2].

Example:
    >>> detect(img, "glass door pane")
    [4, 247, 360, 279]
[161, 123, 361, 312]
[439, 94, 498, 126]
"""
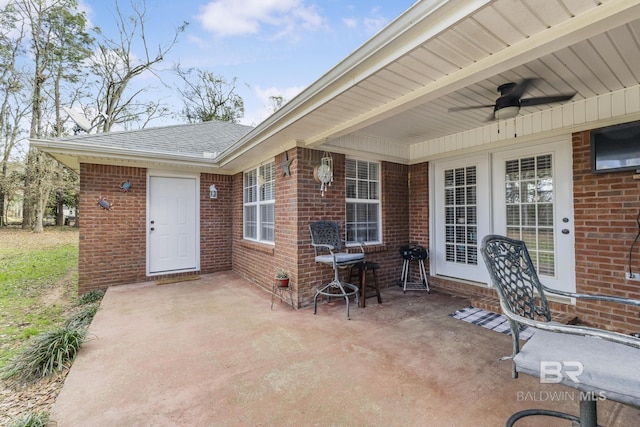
[444, 166, 478, 266]
[504, 154, 555, 276]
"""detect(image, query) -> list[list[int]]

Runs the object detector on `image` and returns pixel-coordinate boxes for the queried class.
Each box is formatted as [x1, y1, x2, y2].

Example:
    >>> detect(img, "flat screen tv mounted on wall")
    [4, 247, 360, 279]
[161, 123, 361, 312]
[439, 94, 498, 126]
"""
[591, 120, 640, 173]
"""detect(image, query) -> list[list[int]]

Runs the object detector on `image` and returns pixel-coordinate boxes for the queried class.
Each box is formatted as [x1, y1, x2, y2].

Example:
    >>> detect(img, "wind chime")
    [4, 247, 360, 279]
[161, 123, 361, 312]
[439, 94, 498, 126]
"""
[318, 151, 333, 197]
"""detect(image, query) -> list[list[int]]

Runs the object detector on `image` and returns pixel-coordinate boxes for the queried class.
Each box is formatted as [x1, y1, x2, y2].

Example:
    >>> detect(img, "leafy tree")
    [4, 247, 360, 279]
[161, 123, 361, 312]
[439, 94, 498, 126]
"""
[51, 167, 78, 226]
[15, 0, 93, 232]
[0, 1, 28, 227]
[175, 65, 245, 123]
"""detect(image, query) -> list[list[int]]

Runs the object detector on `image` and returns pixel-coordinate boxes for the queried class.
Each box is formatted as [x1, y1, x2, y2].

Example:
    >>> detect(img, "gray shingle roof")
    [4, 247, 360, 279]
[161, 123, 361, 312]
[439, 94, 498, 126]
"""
[56, 120, 254, 158]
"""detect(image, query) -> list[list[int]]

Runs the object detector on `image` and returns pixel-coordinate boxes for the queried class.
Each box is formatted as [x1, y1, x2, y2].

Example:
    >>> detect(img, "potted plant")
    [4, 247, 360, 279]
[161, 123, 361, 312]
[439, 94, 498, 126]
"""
[275, 268, 290, 288]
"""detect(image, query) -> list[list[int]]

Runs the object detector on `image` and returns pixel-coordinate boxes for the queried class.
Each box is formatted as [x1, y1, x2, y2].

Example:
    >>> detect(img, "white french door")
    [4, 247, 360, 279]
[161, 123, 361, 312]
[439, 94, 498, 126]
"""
[491, 138, 575, 293]
[432, 136, 576, 293]
[433, 156, 491, 283]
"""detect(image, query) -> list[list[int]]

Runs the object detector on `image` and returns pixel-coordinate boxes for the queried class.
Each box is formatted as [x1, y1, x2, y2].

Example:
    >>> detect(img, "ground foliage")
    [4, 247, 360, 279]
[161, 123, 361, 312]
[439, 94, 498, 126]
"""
[0, 227, 83, 425]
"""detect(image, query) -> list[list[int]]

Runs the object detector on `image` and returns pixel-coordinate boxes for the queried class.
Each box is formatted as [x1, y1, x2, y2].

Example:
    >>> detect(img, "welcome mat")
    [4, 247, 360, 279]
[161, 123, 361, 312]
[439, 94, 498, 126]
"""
[449, 306, 535, 340]
[155, 275, 201, 286]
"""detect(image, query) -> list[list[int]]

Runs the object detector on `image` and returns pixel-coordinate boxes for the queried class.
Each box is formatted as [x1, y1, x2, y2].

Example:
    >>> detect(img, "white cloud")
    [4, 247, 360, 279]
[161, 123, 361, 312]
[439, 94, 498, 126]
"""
[342, 17, 357, 29]
[364, 16, 388, 34]
[341, 6, 391, 35]
[255, 85, 304, 106]
[197, 0, 325, 39]
[186, 34, 210, 50]
[242, 84, 305, 126]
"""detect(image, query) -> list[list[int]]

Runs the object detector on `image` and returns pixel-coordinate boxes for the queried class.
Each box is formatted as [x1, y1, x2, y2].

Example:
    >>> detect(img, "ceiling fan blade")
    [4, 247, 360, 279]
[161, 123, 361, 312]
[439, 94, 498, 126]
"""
[509, 78, 537, 99]
[448, 104, 495, 112]
[520, 93, 576, 107]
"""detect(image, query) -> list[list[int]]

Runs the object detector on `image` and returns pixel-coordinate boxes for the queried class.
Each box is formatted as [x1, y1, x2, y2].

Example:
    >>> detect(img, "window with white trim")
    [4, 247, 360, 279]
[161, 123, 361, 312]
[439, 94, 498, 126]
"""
[244, 162, 275, 243]
[346, 158, 381, 244]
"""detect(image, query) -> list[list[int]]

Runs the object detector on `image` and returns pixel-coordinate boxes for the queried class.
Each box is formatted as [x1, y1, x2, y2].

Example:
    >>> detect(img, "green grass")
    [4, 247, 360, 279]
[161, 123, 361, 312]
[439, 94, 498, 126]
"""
[6, 411, 50, 427]
[0, 244, 77, 287]
[0, 236, 79, 369]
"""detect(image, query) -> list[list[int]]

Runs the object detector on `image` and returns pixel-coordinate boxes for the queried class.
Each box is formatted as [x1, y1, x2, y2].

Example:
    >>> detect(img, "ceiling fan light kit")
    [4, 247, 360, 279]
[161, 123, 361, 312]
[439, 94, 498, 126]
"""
[494, 105, 520, 120]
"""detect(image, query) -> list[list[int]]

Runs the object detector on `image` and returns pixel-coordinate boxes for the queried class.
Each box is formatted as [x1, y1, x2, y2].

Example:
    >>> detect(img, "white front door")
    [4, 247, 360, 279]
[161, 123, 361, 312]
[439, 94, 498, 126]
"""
[148, 175, 199, 274]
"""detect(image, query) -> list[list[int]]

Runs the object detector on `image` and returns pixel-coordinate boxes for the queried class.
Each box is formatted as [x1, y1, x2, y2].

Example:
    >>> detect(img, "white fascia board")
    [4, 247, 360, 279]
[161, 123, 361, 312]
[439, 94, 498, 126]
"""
[30, 139, 222, 172]
[215, 0, 490, 167]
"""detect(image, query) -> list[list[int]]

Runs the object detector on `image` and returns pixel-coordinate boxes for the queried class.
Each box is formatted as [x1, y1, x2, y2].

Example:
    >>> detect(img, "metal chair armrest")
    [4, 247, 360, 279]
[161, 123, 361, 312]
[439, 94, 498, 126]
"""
[311, 242, 335, 253]
[498, 299, 640, 349]
[541, 285, 640, 307]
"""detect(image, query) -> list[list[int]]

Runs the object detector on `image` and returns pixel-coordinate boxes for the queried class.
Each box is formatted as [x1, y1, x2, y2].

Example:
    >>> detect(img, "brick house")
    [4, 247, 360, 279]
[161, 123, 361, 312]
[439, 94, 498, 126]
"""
[33, 1, 640, 334]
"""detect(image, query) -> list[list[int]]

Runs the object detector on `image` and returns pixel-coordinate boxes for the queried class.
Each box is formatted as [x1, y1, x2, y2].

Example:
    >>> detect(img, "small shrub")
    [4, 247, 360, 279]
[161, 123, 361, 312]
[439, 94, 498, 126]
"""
[275, 268, 289, 279]
[2, 327, 87, 383]
[64, 303, 98, 330]
[78, 289, 104, 305]
[7, 411, 49, 427]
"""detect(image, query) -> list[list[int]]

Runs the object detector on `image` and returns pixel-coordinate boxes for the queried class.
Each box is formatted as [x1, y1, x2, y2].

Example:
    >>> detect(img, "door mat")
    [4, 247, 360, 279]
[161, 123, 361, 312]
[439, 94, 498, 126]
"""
[155, 275, 201, 286]
[449, 306, 535, 340]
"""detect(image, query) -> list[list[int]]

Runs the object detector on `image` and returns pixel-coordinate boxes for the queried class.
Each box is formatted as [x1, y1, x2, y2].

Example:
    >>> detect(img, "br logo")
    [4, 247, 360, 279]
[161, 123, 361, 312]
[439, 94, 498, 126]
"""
[540, 361, 583, 384]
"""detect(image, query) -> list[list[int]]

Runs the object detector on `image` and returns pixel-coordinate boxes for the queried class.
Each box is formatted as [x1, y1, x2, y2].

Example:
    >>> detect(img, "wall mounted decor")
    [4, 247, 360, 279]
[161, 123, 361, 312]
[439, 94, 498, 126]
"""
[119, 180, 132, 192]
[97, 196, 114, 210]
[314, 152, 333, 196]
[281, 151, 292, 176]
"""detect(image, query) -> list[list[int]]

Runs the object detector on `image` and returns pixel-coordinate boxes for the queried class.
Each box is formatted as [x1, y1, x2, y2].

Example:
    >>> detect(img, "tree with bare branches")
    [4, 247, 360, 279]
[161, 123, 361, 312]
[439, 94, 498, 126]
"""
[90, 0, 187, 131]
[175, 65, 245, 123]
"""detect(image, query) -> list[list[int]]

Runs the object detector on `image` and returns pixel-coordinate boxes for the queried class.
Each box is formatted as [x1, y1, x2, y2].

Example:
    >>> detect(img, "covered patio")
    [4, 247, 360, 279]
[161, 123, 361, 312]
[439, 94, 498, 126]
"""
[51, 273, 640, 426]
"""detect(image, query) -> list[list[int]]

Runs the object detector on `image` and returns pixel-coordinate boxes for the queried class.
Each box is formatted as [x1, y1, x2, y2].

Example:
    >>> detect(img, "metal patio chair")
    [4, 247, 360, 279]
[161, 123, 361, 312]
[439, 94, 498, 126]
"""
[481, 234, 640, 427]
[309, 221, 363, 319]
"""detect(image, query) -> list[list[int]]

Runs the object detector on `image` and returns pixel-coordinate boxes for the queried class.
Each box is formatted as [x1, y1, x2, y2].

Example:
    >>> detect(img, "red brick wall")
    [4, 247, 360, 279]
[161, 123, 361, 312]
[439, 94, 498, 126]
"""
[79, 164, 234, 294]
[295, 149, 346, 307]
[231, 148, 411, 308]
[573, 130, 640, 333]
[79, 164, 147, 293]
[374, 161, 410, 286]
[231, 148, 347, 308]
[231, 160, 276, 302]
[200, 174, 233, 273]
[408, 163, 429, 247]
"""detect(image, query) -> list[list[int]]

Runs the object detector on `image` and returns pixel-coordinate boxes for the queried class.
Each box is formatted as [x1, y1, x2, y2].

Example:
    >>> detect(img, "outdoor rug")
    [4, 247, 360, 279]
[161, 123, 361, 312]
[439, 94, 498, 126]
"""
[449, 306, 535, 340]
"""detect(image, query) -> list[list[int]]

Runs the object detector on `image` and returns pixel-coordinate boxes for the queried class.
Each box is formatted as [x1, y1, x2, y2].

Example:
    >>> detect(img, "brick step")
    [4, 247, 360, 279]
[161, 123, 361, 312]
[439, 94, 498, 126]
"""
[471, 296, 578, 325]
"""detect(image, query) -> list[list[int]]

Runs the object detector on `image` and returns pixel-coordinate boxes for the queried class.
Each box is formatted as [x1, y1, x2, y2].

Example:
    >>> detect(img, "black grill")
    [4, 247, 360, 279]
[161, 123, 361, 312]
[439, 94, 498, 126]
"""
[399, 245, 428, 261]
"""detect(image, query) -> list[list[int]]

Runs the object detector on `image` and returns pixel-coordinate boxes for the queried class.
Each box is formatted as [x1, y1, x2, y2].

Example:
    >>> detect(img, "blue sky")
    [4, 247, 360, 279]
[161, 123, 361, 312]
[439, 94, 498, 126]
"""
[81, 0, 417, 126]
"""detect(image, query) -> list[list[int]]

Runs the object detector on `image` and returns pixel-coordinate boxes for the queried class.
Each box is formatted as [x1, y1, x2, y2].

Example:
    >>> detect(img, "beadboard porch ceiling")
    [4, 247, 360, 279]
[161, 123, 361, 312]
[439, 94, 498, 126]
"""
[219, 0, 640, 171]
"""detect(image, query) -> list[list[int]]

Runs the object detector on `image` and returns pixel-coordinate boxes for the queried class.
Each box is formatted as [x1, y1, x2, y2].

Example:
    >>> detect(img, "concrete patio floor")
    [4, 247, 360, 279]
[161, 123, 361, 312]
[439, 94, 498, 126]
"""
[52, 271, 640, 426]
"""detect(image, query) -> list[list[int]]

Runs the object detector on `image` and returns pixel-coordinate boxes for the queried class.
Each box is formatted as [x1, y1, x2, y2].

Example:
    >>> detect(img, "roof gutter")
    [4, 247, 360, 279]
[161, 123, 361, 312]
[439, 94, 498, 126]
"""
[30, 138, 222, 171]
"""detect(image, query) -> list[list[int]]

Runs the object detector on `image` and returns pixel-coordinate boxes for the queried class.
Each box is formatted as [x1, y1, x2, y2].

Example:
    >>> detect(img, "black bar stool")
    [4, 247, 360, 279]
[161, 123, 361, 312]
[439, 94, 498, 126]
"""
[348, 261, 382, 307]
